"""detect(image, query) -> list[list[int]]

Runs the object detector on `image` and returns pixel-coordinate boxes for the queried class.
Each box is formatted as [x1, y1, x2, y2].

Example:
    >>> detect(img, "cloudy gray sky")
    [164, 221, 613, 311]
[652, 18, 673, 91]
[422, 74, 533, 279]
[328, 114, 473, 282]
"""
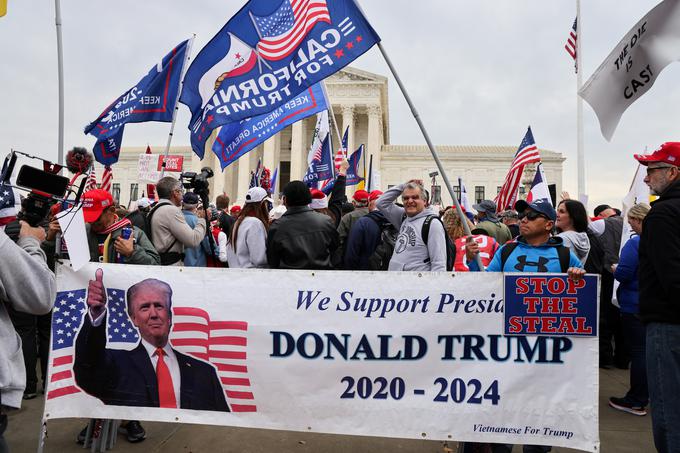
[1, 0, 677, 209]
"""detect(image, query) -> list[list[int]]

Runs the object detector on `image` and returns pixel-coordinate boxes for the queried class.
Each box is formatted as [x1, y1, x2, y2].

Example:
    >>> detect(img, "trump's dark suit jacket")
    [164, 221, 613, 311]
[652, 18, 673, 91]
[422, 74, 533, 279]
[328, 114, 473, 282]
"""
[73, 314, 229, 412]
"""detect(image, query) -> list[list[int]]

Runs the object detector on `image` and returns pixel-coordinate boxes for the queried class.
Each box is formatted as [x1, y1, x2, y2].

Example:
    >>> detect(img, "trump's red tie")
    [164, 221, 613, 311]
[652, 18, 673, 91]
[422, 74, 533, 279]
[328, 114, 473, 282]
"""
[155, 348, 177, 408]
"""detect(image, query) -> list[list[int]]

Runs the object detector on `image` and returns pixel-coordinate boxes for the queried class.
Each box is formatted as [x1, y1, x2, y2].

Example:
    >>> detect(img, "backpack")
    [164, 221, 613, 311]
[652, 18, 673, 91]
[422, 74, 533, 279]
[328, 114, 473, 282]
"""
[365, 213, 399, 271]
[422, 215, 455, 272]
[499, 241, 571, 273]
[584, 230, 605, 274]
[145, 202, 184, 266]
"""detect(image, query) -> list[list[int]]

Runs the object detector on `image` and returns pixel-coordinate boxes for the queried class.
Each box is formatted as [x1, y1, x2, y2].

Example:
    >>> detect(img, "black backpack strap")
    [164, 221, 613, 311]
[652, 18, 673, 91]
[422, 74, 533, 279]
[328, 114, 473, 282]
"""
[422, 215, 436, 246]
[500, 242, 519, 270]
[557, 245, 571, 273]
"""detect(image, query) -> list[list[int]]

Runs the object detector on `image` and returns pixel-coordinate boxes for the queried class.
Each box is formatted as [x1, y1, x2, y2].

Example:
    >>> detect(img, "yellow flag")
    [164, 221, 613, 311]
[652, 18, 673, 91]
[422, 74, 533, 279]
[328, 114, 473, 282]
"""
[0, 0, 7, 17]
[356, 180, 365, 190]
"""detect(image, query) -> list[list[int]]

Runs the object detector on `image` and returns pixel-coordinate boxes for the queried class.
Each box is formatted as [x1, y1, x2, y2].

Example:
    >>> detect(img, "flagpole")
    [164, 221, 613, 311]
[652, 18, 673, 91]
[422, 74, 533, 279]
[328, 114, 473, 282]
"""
[576, 0, 586, 205]
[376, 42, 481, 267]
[54, 0, 65, 168]
[162, 35, 195, 178]
[367, 154, 373, 192]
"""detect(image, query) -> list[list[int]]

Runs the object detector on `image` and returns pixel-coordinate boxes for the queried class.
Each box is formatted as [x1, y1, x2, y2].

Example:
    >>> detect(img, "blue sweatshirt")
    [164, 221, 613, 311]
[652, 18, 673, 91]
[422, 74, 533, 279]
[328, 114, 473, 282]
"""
[469, 236, 583, 272]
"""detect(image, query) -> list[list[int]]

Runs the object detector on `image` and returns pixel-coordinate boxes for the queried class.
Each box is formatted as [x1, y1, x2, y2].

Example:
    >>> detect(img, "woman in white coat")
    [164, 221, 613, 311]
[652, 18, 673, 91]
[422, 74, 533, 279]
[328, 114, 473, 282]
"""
[226, 187, 270, 268]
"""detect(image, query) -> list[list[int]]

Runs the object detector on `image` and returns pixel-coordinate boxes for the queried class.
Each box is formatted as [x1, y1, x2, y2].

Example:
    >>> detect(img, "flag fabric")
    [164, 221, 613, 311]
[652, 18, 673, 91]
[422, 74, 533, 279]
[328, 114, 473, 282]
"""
[252, 0, 331, 61]
[307, 111, 330, 165]
[303, 135, 333, 187]
[100, 166, 113, 193]
[495, 127, 541, 211]
[579, 0, 680, 141]
[250, 159, 262, 188]
[85, 39, 191, 165]
[458, 177, 477, 216]
[0, 183, 17, 227]
[269, 167, 278, 194]
[345, 144, 364, 186]
[180, 0, 380, 159]
[47, 290, 256, 412]
[525, 163, 553, 206]
[211, 83, 328, 167]
[85, 166, 98, 192]
[565, 18, 578, 72]
[334, 126, 349, 170]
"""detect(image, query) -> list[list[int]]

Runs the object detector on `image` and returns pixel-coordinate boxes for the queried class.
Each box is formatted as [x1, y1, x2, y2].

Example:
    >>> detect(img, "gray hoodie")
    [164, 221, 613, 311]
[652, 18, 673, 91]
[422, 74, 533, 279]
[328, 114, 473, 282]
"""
[376, 183, 447, 271]
[558, 230, 591, 264]
[0, 231, 55, 408]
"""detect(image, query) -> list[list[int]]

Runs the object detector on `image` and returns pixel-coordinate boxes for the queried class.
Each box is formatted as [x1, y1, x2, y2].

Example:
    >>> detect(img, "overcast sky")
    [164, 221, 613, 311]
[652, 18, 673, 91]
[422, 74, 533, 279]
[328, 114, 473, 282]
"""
[1, 0, 677, 210]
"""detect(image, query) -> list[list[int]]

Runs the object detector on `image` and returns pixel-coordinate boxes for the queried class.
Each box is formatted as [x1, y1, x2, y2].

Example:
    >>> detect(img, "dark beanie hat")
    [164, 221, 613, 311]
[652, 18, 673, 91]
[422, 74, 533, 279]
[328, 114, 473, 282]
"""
[283, 180, 311, 207]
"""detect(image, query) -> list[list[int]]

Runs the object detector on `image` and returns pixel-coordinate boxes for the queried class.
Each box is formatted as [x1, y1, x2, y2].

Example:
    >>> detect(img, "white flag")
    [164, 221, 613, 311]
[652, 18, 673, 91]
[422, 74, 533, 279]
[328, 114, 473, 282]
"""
[458, 177, 477, 215]
[526, 163, 553, 206]
[579, 0, 680, 141]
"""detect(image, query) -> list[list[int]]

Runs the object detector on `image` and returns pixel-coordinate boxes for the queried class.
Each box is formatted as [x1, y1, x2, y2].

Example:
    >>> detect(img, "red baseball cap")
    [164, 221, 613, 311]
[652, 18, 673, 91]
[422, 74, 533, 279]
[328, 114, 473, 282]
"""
[352, 190, 369, 203]
[81, 189, 114, 223]
[230, 205, 242, 215]
[368, 190, 383, 201]
[634, 142, 680, 166]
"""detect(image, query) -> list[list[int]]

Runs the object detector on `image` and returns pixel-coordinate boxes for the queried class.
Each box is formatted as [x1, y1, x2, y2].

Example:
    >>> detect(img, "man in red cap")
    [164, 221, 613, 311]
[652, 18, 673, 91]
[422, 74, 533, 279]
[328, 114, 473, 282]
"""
[82, 189, 159, 265]
[633, 142, 680, 453]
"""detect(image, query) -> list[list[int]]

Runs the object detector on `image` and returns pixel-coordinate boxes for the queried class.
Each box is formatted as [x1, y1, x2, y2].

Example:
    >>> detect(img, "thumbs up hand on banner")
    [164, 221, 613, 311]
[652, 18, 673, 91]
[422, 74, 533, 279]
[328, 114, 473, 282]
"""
[87, 268, 108, 318]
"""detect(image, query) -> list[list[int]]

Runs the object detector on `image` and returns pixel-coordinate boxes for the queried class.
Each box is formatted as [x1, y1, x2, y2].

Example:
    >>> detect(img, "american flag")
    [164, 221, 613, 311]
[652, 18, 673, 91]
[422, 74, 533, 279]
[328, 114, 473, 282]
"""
[0, 182, 18, 227]
[85, 166, 98, 192]
[565, 18, 578, 72]
[495, 127, 541, 211]
[252, 0, 331, 61]
[100, 166, 113, 193]
[47, 289, 256, 412]
[47, 288, 138, 400]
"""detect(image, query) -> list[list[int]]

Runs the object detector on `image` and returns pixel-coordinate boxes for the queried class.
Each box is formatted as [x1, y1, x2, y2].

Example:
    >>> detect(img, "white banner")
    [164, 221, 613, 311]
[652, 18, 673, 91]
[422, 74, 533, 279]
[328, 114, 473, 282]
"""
[579, 0, 680, 141]
[45, 263, 599, 452]
[137, 154, 160, 183]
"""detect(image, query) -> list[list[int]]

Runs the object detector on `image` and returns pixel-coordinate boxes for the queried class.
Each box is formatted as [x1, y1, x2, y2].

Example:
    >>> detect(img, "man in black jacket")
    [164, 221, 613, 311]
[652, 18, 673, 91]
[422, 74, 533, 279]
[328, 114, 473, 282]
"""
[634, 142, 680, 453]
[266, 181, 339, 269]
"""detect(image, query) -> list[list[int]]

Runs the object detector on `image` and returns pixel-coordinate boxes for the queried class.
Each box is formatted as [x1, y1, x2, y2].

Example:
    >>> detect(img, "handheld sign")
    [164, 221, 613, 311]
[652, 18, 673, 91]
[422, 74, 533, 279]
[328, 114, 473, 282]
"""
[504, 275, 598, 337]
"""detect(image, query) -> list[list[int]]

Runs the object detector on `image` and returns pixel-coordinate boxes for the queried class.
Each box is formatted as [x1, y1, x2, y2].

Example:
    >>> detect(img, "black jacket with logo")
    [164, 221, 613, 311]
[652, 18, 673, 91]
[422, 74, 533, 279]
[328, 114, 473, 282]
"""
[639, 179, 680, 324]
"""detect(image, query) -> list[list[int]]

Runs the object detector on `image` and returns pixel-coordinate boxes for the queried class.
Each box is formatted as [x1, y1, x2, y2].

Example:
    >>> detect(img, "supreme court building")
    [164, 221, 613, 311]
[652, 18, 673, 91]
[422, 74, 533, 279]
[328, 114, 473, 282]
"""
[107, 66, 564, 208]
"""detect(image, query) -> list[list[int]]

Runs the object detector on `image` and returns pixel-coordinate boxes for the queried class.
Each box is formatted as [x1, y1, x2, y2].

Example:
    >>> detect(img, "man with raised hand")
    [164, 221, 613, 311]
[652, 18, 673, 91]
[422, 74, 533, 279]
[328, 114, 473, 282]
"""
[376, 179, 446, 272]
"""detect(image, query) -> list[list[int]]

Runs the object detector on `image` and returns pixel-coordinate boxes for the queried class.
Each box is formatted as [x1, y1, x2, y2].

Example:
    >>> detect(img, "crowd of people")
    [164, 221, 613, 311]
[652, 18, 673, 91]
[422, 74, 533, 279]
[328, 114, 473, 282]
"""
[0, 142, 679, 452]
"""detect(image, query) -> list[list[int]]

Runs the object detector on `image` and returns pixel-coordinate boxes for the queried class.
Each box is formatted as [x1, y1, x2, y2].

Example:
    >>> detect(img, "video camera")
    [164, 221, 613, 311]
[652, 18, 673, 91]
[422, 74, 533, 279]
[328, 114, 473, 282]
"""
[1, 151, 72, 238]
[179, 167, 213, 203]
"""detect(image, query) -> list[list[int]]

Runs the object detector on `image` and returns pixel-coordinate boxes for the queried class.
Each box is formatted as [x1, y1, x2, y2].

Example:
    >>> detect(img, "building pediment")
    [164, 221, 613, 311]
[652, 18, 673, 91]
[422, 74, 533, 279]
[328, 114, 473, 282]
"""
[328, 67, 387, 84]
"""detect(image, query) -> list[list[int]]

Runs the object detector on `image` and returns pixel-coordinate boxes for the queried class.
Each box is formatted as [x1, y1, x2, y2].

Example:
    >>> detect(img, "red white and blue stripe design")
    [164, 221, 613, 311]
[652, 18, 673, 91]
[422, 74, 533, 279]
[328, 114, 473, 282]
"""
[495, 127, 541, 211]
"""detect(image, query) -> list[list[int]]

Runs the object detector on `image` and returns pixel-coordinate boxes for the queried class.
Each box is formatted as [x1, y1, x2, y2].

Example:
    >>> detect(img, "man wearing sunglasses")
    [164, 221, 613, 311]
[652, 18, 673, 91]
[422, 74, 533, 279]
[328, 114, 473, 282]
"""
[633, 142, 680, 453]
[464, 199, 584, 453]
[466, 199, 585, 277]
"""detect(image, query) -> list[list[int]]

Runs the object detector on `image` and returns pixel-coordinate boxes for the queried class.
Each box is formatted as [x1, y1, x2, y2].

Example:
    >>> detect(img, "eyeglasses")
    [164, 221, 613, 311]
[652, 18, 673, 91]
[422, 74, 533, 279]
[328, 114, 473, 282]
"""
[646, 165, 675, 175]
[519, 211, 549, 221]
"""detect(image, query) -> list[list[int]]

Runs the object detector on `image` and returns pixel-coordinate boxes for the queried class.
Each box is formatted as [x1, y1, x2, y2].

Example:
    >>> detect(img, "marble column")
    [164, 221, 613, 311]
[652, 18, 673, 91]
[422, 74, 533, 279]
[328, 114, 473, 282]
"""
[236, 152, 251, 204]
[341, 105, 355, 154]
[367, 104, 383, 190]
[290, 119, 307, 181]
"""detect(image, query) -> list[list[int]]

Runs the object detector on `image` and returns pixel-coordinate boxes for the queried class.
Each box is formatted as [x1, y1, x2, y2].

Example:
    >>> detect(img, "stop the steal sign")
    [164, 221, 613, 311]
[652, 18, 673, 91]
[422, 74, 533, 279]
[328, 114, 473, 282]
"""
[504, 275, 598, 337]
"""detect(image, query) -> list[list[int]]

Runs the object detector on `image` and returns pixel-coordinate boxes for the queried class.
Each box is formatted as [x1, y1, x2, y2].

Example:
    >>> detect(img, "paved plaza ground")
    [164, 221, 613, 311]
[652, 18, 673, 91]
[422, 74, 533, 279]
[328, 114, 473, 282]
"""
[6, 367, 653, 453]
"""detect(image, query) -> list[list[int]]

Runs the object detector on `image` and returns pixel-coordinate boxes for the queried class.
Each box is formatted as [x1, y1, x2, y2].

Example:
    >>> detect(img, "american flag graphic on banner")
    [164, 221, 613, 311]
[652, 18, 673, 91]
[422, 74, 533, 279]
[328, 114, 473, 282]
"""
[47, 290, 256, 412]
[495, 127, 541, 211]
[252, 0, 331, 61]
[565, 17, 578, 72]
[0, 182, 18, 227]
[100, 166, 113, 193]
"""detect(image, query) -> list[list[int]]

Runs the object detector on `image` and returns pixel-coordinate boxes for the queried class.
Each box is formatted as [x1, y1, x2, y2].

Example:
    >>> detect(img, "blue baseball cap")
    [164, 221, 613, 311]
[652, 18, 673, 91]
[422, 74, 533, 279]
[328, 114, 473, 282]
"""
[526, 198, 556, 221]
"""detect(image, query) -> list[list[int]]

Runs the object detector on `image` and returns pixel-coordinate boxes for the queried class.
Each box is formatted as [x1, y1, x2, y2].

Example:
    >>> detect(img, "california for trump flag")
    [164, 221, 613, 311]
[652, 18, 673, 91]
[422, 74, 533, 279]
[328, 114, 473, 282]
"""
[180, 0, 380, 158]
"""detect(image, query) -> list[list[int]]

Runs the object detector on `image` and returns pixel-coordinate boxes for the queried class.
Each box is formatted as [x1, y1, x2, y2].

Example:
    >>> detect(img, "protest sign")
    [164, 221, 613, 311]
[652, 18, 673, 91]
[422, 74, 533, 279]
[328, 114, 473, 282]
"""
[45, 263, 599, 452]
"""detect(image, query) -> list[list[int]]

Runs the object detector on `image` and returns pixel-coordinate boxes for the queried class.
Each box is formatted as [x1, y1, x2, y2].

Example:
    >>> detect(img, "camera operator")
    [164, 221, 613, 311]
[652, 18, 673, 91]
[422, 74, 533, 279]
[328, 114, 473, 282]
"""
[0, 221, 55, 452]
[148, 176, 209, 266]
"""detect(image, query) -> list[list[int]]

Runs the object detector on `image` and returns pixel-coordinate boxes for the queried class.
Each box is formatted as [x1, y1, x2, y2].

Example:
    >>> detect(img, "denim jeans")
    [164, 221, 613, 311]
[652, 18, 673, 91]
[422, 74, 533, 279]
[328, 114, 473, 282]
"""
[621, 313, 648, 406]
[646, 322, 680, 453]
